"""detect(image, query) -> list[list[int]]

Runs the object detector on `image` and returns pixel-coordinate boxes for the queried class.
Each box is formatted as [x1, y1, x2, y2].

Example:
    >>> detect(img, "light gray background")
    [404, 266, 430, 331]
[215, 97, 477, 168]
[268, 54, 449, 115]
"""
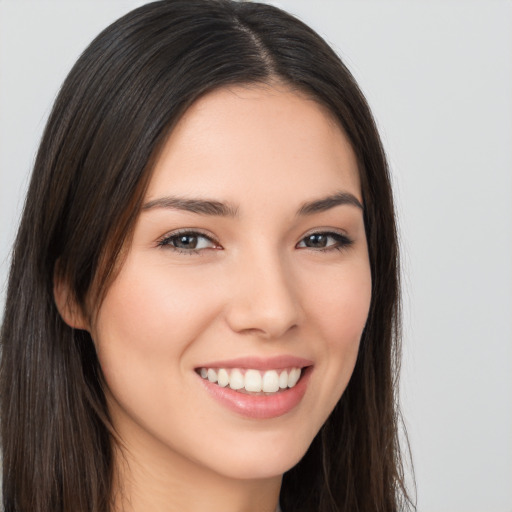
[1, 1, 511, 511]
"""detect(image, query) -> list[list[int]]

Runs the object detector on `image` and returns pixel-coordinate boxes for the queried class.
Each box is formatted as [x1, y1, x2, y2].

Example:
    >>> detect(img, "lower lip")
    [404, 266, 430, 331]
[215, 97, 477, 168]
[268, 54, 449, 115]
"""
[198, 366, 313, 419]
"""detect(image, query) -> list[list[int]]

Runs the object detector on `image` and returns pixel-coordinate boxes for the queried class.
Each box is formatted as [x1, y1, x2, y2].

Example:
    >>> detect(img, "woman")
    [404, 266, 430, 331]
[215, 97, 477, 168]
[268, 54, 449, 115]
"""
[0, 1, 413, 511]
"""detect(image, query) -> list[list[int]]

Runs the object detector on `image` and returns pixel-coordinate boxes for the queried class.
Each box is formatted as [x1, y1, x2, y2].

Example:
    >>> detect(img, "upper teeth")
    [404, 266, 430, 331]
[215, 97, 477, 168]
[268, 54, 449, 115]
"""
[199, 367, 302, 393]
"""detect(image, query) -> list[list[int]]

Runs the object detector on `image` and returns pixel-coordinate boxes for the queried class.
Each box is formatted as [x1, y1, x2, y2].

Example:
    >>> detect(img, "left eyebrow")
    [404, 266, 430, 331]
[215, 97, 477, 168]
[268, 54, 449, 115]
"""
[141, 196, 239, 217]
[297, 191, 363, 215]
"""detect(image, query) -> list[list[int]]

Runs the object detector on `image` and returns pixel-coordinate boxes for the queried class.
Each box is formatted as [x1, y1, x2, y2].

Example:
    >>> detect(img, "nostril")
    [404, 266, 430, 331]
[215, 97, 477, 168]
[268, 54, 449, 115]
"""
[224, 264, 301, 338]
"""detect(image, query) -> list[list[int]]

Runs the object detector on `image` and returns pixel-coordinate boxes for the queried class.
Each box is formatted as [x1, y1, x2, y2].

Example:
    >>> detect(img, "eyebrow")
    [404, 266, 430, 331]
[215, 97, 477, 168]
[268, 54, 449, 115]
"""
[297, 191, 363, 215]
[141, 190, 363, 217]
[142, 196, 239, 217]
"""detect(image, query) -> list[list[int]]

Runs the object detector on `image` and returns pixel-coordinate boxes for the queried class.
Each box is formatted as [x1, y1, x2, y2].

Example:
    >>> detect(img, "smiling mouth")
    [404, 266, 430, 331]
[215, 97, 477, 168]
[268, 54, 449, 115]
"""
[195, 367, 306, 395]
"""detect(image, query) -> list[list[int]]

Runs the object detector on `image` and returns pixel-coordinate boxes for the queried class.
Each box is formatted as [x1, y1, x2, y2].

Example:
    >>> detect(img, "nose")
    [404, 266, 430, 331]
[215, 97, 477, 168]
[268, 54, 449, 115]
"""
[224, 249, 301, 339]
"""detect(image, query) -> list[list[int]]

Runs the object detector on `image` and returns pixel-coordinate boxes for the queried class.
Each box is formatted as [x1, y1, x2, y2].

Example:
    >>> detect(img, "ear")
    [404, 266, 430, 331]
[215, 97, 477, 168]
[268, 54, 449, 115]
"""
[53, 270, 88, 331]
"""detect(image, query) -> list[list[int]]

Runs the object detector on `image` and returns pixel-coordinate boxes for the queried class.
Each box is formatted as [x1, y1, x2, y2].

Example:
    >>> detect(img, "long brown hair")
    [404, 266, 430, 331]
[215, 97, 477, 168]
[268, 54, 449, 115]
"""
[1, 1, 414, 511]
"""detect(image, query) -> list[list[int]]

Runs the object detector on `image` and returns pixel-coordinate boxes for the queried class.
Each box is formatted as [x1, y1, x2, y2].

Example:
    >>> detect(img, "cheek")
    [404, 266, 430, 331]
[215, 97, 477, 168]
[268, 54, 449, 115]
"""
[89, 256, 228, 447]
[301, 259, 371, 416]
[91, 256, 223, 384]
[307, 261, 372, 349]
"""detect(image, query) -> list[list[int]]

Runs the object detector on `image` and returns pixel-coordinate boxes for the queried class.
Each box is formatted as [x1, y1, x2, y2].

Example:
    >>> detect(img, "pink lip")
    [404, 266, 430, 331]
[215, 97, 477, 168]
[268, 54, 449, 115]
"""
[197, 365, 313, 420]
[195, 355, 313, 371]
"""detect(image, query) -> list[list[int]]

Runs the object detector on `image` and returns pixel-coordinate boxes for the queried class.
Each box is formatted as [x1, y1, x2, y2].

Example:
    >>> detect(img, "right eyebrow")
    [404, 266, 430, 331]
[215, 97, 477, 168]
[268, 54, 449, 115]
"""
[297, 191, 363, 215]
[141, 196, 239, 217]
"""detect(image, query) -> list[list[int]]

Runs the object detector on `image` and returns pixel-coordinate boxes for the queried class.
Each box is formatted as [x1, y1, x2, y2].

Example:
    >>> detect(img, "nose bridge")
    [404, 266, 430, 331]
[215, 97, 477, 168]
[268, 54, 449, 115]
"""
[225, 242, 300, 339]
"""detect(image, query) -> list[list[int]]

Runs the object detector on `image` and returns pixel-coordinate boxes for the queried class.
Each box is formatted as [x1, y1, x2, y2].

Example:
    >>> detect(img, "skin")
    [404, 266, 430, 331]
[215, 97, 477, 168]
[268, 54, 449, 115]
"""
[60, 85, 372, 512]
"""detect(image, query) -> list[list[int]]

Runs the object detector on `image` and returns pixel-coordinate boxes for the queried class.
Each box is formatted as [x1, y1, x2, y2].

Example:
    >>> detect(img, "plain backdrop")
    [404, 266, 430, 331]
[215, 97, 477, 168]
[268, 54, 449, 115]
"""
[1, 1, 511, 511]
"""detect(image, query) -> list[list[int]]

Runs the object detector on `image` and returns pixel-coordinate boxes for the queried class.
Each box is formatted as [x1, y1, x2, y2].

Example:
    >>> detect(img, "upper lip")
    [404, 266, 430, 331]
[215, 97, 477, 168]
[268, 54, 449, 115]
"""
[195, 355, 314, 371]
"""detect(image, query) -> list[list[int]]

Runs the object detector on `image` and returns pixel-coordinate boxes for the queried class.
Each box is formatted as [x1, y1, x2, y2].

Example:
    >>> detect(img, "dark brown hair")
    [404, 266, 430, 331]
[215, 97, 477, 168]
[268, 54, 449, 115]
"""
[0, 1, 414, 511]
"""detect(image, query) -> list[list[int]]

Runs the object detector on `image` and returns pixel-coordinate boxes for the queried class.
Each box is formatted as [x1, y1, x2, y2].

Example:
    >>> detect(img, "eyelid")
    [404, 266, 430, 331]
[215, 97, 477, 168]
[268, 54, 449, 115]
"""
[156, 228, 221, 251]
[300, 227, 349, 239]
[296, 228, 353, 251]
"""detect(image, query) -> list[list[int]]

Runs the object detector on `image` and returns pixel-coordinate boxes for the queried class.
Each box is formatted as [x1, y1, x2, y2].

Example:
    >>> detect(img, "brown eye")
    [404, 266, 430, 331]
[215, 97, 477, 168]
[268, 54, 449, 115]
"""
[173, 234, 200, 249]
[297, 232, 352, 251]
[158, 231, 218, 252]
[303, 234, 329, 248]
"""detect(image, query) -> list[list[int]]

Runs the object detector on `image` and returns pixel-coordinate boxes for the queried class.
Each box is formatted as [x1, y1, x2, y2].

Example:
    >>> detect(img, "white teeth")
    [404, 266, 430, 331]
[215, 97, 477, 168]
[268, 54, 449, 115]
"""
[278, 370, 288, 389]
[288, 368, 301, 387]
[244, 369, 262, 392]
[229, 369, 244, 390]
[262, 370, 279, 392]
[198, 367, 303, 393]
[217, 368, 229, 387]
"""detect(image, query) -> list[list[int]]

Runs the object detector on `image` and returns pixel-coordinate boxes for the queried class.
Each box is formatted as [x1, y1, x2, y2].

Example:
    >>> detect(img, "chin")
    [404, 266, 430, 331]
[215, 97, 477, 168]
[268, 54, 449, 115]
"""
[204, 433, 312, 481]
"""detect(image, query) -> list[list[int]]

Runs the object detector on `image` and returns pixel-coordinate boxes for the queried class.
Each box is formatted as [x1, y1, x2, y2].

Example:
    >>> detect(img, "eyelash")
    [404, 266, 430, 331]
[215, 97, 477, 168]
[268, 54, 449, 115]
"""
[156, 230, 353, 255]
[156, 229, 220, 255]
[297, 231, 353, 252]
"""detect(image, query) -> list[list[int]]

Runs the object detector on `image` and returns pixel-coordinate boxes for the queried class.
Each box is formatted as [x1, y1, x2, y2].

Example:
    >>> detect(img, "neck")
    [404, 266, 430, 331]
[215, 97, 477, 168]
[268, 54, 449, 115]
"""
[111, 437, 282, 512]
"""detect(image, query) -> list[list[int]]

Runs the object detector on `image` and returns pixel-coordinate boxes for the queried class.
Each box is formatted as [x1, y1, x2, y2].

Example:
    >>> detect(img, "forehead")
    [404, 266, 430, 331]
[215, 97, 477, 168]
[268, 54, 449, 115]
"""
[146, 84, 361, 206]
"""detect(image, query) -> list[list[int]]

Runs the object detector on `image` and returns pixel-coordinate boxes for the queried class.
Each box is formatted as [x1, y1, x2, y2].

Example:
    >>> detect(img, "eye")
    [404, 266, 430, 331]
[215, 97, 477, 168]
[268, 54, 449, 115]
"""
[157, 230, 219, 253]
[296, 232, 352, 251]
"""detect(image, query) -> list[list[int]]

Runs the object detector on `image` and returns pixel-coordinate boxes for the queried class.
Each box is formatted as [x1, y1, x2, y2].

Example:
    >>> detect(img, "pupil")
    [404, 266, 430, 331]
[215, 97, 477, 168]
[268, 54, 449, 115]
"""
[306, 234, 327, 248]
[176, 235, 197, 249]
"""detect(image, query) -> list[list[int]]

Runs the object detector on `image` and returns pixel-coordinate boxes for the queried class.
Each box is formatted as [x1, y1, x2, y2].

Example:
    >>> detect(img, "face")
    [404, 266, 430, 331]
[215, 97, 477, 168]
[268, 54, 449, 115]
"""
[90, 85, 371, 481]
